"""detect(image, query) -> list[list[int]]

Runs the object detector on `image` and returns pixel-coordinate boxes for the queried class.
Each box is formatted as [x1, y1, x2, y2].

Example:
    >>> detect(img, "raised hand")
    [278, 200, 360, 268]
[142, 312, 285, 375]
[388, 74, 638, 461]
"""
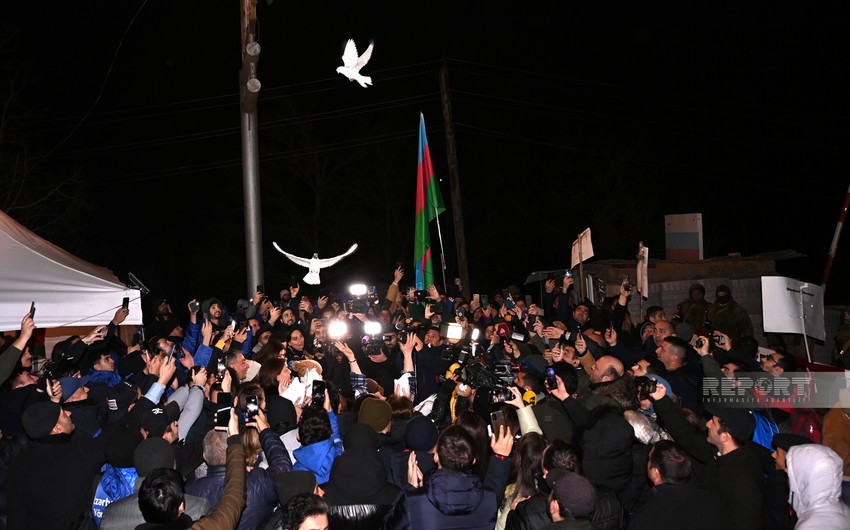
[490, 424, 514, 457]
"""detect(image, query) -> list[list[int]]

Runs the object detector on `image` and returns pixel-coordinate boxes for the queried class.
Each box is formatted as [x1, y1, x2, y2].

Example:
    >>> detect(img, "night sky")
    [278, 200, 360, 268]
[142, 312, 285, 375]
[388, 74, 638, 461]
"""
[2, 2, 848, 310]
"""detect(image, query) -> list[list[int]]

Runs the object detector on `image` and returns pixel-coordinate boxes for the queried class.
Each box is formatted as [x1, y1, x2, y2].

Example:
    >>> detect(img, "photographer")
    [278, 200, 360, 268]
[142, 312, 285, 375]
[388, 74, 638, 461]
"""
[413, 326, 448, 405]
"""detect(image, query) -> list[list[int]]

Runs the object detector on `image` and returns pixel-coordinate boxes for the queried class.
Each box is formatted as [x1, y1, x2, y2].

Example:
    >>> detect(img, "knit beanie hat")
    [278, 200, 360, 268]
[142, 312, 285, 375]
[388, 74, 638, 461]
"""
[266, 397, 298, 435]
[546, 469, 597, 518]
[357, 397, 392, 433]
[404, 415, 439, 452]
[274, 471, 317, 507]
[22, 400, 61, 439]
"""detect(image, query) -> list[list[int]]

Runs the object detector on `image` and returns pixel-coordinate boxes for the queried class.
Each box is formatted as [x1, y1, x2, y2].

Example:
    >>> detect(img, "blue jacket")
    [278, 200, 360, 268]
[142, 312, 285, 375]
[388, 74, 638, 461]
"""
[292, 409, 342, 486]
[91, 465, 138, 525]
[293, 438, 341, 485]
[86, 369, 122, 388]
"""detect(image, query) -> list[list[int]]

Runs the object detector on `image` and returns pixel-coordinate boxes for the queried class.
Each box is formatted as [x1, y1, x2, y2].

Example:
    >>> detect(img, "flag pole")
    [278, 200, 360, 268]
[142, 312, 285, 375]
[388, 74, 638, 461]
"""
[822, 182, 850, 289]
[434, 205, 448, 293]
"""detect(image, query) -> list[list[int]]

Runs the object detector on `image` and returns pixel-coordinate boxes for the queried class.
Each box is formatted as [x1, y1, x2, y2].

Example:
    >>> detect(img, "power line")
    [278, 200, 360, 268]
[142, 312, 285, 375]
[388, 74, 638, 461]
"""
[447, 57, 850, 121]
[90, 129, 419, 185]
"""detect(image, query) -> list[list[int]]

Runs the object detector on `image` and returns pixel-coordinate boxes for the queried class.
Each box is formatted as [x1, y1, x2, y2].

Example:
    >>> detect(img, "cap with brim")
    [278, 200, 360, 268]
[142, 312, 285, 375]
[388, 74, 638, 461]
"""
[59, 375, 91, 402]
[141, 401, 180, 437]
[106, 380, 139, 424]
[703, 405, 755, 441]
[22, 400, 62, 440]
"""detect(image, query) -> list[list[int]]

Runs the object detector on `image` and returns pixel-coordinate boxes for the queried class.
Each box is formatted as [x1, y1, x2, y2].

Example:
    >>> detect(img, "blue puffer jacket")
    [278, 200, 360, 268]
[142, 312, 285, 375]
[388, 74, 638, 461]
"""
[185, 428, 291, 530]
[406, 468, 500, 530]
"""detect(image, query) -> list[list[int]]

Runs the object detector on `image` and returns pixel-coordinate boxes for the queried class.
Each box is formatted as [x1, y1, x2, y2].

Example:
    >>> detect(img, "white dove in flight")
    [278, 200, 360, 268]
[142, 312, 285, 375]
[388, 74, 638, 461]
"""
[272, 243, 359, 285]
[336, 39, 374, 88]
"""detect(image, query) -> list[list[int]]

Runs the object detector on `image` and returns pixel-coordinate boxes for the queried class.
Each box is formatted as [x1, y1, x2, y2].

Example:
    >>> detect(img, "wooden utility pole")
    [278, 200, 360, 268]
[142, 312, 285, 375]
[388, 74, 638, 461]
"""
[439, 62, 470, 299]
[240, 0, 264, 296]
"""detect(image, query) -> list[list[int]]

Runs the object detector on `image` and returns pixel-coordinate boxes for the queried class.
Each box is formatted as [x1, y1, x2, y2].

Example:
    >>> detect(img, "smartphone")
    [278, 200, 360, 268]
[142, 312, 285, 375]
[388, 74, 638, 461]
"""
[311, 380, 326, 403]
[622, 273, 631, 291]
[245, 395, 259, 419]
[545, 367, 558, 390]
[491, 388, 512, 404]
[528, 314, 538, 326]
[490, 409, 507, 435]
[216, 356, 227, 382]
[256, 284, 264, 294]
[132, 332, 142, 346]
[189, 300, 200, 313]
[215, 405, 230, 428]
[166, 343, 178, 363]
[29, 301, 35, 318]
[230, 319, 237, 330]
[122, 297, 130, 310]
[481, 294, 489, 307]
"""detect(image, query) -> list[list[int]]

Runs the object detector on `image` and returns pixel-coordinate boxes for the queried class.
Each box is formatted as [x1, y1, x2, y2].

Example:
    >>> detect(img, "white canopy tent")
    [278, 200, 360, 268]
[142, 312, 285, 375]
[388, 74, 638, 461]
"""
[0, 210, 143, 332]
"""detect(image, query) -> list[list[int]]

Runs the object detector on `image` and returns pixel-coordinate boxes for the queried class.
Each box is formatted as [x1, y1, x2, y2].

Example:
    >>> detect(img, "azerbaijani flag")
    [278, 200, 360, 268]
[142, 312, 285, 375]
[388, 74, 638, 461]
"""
[414, 113, 446, 290]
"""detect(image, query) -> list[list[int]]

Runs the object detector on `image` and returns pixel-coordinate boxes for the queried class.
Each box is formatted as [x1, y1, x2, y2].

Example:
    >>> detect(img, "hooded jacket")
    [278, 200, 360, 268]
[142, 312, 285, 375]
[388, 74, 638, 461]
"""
[406, 468, 500, 530]
[786, 444, 850, 529]
[293, 437, 340, 485]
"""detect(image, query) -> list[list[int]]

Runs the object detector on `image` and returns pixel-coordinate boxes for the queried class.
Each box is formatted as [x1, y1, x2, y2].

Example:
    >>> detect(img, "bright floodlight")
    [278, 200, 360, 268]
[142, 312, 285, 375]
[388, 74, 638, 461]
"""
[363, 321, 382, 336]
[445, 323, 464, 341]
[327, 320, 348, 340]
[349, 284, 368, 296]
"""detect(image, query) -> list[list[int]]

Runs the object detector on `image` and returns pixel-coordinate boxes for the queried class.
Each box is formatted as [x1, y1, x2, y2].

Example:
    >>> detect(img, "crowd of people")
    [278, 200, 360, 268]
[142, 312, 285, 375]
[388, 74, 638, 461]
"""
[0, 265, 849, 530]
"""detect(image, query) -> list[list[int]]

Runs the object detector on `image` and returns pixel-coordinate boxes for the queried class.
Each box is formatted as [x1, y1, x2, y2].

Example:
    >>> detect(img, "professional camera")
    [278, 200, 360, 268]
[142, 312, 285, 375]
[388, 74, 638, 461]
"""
[344, 284, 380, 314]
[360, 334, 383, 356]
[635, 376, 657, 397]
[463, 361, 517, 390]
[395, 317, 426, 344]
[440, 327, 481, 363]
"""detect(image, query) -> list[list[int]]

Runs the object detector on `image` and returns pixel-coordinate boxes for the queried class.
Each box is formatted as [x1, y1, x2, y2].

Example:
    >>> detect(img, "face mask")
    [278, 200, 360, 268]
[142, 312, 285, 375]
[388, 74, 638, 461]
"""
[715, 294, 730, 305]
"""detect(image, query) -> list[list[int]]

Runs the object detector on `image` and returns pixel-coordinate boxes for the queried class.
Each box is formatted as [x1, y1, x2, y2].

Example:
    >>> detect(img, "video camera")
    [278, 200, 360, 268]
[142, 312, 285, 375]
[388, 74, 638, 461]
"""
[394, 317, 426, 344]
[344, 284, 380, 314]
